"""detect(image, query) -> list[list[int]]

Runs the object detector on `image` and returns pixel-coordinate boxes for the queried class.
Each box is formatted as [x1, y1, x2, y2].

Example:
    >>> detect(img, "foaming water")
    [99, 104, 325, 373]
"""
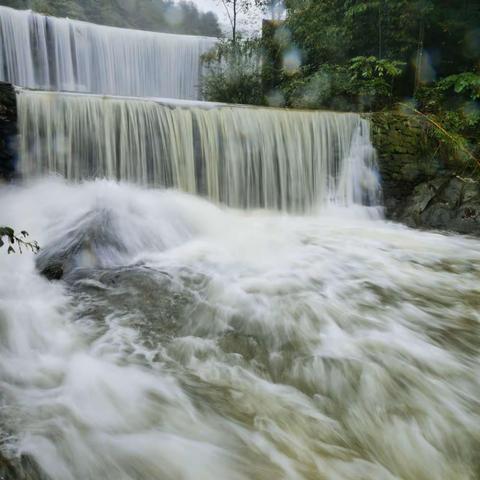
[0, 6, 216, 99]
[17, 90, 380, 212]
[1, 179, 480, 479]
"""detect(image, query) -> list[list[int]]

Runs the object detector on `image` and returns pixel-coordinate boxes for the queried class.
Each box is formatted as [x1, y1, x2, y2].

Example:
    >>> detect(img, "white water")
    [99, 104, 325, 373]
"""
[2, 9, 480, 477]
[17, 89, 380, 211]
[0, 6, 216, 99]
[1, 179, 480, 480]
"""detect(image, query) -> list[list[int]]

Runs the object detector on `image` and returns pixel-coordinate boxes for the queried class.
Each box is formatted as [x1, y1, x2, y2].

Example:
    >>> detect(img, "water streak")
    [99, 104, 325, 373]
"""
[0, 6, 216, 99]
[17, 89, 380, 212]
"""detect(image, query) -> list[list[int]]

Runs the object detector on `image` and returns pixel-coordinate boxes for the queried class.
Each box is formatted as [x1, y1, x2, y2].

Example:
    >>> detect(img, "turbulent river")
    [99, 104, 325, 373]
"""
[1, 6, 480, 479]
[1, 179, 480, 480]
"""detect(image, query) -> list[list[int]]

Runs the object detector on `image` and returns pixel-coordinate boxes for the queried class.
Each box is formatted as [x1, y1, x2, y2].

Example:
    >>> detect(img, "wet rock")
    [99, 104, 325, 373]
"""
[0, 451, 44, 480]
[440, 176, 464, 207]
[461, 179, 480, 204]
[0, 82, 17, 181]
[40, 262, 64, 281]
[0, 452, 18, 480]
[401, 176, 480, 235]
[35, 208, 129, 281]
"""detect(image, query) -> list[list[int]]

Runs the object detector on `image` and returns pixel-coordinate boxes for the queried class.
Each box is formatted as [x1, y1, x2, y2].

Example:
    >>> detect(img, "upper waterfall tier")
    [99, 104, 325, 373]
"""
[0, 6, 216, 100]
[17, 89, 381, 212]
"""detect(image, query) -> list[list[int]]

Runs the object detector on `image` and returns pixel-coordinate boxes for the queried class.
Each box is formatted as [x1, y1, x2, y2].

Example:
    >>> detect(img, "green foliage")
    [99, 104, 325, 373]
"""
[284, 57, 404, 111]
[204, 41, 406, 111]
[348, 56, 405, 109]
[414, 72, 480, 169]
[286, 65, 352, 110]
[202, 39, 266, 105]
[284, 0, 427, 70]
[0, 227, 40, 254]
[260, 20, 287, 95]
[425, 115, 475, 166]
[207, 1, 480, 112]
[286, 0, 479, 79]
[415, 72, 480, 120]
[437, 73, 480, 101]
[2, 0, 222, 36]
[284, 0, 351, 67]
[349, 56, 404, 82]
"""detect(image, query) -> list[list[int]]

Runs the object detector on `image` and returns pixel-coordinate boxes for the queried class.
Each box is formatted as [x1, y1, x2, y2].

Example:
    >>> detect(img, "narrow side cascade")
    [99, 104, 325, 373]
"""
[0, 6, 216, 100]
[17, 89, 381, 212]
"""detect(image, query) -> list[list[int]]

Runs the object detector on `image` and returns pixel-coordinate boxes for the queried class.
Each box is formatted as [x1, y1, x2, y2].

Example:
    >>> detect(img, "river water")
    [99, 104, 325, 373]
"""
[1, 179, 480, 480]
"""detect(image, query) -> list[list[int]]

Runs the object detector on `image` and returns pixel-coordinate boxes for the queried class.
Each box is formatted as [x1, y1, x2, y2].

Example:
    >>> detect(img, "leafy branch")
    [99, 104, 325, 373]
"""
[398, 102, 480, 171]
[0, 227, 40, 254]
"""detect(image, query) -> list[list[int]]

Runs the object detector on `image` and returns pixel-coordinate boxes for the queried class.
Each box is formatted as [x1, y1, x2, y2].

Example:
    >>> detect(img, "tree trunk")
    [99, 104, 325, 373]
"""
[378, 1, 382, 59]
[233, 0, 237, 44]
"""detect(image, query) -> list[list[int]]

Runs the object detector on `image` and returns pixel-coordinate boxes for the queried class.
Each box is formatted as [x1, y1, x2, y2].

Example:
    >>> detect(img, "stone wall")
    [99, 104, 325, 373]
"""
[0, 82, 17, 181]
[368, 111, 480, 235]
[367, 112, 441, 217]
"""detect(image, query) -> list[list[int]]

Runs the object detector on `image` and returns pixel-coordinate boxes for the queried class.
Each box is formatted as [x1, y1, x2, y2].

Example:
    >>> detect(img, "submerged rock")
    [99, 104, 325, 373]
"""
[39, 262, 64, 281]
[35, 208, 129, 281]
[0, 452, 17, 480]
[0, 451, 44, 480]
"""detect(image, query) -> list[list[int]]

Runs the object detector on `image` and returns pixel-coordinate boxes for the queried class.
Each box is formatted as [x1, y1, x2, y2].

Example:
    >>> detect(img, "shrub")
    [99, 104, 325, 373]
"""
[201, 39, 266, 106]
[348, 56, 405, 110]
[285, 57, 404, 111]
[414, 72, 480, 169]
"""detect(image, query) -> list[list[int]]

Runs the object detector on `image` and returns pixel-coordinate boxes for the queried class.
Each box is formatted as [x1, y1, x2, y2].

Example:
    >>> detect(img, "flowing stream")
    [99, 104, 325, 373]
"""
[1, 180, 480, 480]
[1, 6, 480, 480]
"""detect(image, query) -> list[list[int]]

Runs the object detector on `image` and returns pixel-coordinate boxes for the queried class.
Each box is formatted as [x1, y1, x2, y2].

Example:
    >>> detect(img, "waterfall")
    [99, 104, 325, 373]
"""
[0, 6, 216, 100]
[0, 5, 380, 211]
[17, 89, 380, 212]
[3, 8, 480, 480]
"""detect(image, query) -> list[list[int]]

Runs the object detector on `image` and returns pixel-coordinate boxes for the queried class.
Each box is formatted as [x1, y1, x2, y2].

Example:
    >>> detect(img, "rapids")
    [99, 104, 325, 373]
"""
[1, 179, 480, 480]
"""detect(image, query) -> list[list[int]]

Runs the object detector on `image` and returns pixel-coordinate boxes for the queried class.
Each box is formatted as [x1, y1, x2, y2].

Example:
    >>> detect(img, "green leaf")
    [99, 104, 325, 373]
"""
[0, 227, 14, 238]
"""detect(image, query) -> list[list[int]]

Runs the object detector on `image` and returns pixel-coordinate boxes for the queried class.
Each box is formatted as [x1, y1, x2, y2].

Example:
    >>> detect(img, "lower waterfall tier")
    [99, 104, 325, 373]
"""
[17, 89, 380, 212]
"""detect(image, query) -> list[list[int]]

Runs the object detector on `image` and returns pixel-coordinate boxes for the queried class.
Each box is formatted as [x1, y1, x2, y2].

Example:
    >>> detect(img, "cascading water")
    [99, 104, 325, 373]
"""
[2, 180, 480, 480]
[0, 6, 216, 99]
[17, 89, 380, 211]
[2, 7, 480, 480]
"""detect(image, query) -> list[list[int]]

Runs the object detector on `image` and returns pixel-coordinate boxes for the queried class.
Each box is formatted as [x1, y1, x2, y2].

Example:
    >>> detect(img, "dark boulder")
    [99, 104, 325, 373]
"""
[39, 262, 64, 281]
[0, 451, 45, 480]
[400, 175, 480, 235]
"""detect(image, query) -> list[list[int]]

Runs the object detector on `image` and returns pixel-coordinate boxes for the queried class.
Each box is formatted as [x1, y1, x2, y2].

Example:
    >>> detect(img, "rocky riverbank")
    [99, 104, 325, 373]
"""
[369, 111, 480, 235]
